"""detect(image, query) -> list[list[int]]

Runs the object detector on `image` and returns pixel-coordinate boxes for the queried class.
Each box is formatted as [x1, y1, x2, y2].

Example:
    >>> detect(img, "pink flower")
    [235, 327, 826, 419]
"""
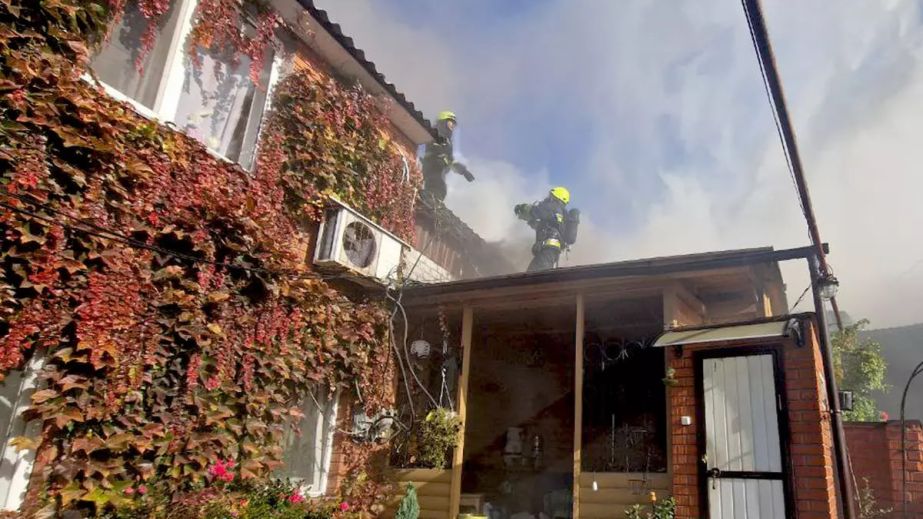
[137, 484, 148, 495]
[339, 502, 350, 512]
[209, 459, 236, 482]
[124, 487, 135, 495]
[287, 492, 305, 504]
[881, 411, 890, 421]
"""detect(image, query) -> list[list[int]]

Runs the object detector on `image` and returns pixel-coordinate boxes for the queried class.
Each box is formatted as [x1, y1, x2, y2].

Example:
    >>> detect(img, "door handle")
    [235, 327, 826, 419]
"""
[707, 467, 721, 490]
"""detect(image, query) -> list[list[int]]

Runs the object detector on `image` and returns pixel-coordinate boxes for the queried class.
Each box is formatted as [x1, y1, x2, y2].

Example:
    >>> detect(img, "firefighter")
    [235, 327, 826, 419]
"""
[515, 187, 580, 272]
[421, 111, 475, 202]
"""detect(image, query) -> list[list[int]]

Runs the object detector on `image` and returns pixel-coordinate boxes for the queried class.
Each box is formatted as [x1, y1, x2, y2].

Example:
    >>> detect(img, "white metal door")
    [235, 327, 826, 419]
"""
[701, 354, 787, 519]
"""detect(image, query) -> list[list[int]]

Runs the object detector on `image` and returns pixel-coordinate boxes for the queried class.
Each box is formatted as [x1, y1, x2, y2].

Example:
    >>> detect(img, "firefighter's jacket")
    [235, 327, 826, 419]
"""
[517, 196, 568, 251]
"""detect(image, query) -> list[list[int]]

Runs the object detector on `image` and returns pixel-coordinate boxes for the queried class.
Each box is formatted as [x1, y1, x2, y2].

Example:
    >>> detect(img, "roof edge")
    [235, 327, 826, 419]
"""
[403, 244, 827, 298]
[294, 0, 437, 143]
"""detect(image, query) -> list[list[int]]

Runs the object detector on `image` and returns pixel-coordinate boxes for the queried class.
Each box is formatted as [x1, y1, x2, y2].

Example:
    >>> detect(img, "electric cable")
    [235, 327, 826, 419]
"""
[788, 283, 812, 312]
[739, 0, 807, 221]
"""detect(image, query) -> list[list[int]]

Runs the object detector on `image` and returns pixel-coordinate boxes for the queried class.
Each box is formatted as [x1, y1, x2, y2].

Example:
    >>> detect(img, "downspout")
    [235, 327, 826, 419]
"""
[809, 254, 857, 519]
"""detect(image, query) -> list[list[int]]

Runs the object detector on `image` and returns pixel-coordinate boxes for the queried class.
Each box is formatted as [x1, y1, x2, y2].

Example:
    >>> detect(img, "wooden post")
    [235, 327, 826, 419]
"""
[573, 294, 585, 519]
[449, 306, 473, 519]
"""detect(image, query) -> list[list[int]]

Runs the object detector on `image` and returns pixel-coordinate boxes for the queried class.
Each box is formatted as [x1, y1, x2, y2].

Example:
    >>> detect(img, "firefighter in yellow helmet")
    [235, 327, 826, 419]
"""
[421, 111, 475, 202]
[515, 187, 580, 272]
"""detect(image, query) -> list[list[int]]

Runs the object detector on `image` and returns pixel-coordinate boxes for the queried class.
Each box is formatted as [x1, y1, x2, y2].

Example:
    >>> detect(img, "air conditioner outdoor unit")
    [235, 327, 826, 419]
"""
[313, 200, 407, 284]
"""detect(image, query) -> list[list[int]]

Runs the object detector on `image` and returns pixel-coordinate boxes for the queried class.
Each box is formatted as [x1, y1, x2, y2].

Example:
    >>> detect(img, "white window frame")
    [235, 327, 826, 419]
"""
[0, 356, 43, 512]
[87, 0, 286, 171]
[282, 389, 339, 498]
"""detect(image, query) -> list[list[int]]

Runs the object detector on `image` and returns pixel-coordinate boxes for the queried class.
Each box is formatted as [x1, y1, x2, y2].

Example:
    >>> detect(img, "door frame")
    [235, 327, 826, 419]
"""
[693, 344, 795, 519]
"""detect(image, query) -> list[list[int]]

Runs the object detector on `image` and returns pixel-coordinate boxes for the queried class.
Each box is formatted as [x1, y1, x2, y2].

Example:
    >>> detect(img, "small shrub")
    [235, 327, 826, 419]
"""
[624, 497, 675, 519]
[395, 484, 420, 519]
[858, 478, 892, 519]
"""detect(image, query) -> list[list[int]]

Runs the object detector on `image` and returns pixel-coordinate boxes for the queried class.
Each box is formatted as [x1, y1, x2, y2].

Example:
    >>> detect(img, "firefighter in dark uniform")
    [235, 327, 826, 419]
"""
[421, 111, 474, 202]
[515, 187, 580, 272]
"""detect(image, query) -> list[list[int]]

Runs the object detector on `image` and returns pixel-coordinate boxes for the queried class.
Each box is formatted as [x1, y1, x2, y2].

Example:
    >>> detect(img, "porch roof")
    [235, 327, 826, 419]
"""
[402, 245, 824, 308]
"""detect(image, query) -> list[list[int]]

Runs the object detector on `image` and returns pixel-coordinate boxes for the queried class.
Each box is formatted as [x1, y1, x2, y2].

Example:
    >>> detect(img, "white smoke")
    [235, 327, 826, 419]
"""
[315, 0, 923, 327]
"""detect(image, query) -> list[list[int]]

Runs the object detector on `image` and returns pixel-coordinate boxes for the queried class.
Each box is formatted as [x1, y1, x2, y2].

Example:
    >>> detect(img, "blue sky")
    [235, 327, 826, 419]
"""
[314, 0, 923, 327]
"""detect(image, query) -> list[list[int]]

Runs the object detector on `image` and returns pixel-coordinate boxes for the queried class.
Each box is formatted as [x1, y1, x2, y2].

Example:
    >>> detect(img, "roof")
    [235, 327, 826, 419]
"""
[417, 195, 487, 248]
[403, 244, 825, 300]
[294, 1, 436, 144]
[415, 195, 517, 277]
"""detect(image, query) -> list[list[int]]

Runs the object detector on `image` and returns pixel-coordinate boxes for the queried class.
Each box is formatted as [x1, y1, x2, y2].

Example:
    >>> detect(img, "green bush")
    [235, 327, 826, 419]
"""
[624, 497, 675, 519]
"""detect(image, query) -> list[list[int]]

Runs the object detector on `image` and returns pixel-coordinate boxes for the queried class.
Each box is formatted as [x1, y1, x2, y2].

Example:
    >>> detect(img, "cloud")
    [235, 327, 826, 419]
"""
[315, 0, 923, 327]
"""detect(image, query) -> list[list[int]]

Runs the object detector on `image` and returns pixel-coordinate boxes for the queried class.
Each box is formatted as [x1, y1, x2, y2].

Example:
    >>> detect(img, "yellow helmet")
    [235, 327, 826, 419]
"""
[550, 186, 570, 204]
[437, 111, 457, 123]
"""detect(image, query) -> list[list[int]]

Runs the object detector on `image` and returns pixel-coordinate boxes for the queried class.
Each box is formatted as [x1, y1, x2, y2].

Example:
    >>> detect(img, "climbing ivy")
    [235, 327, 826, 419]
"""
[0, 0, 412, 515]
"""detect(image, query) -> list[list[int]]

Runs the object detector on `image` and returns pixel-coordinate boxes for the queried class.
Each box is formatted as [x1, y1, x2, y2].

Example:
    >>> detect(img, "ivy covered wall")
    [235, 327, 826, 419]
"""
[0, 0, 419, 516]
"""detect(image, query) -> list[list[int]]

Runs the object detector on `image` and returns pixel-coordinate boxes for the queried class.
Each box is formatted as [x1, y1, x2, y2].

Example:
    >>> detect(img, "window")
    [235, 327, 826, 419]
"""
[90, 0, 184, 110]
[0, 357, 42, 512]
[279, 389, 338, 497]
[172, 24, 274, 170]
[89, 0, 281, 170]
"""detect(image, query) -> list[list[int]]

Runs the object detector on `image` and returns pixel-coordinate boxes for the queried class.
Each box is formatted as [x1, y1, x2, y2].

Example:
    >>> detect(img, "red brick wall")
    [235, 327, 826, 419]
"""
[666, 320, 838, 518]
[845, 420, 923, 517]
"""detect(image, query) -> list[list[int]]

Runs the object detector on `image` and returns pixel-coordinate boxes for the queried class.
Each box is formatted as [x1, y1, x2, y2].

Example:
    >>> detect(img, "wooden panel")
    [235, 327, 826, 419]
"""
[449, 306, 474, 518]
[573, 293, 585, 519]
[418, 495, 451, 510]
[419, 510, 450, 519]
[391, 468, 452, 483]
[579, 488, 671, 505]
[578, 502, 632, 519]
[577, 473, 671, 489]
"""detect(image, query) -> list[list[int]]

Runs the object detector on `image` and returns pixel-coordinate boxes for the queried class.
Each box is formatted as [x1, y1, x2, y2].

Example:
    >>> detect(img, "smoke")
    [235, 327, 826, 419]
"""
[315, 0, 923, 327]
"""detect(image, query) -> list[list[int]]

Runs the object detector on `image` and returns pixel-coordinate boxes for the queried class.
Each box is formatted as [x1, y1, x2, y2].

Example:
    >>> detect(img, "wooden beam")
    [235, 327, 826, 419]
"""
[573, 293, 585, 519]
[449, 306, 473, 519]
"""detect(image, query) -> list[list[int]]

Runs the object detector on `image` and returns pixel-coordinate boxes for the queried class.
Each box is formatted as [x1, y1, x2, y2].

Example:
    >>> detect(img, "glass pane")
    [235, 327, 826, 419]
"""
[172, 25, 273, 169]
[279, 389, 330, 491]
[90, 1, 182, 109]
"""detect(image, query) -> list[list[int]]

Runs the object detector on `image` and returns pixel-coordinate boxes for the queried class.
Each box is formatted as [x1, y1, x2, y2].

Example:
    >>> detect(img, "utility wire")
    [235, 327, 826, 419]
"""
[739, 0, 845, 332]
[788, 283, 812, 312]
[740, 0, 807, 221]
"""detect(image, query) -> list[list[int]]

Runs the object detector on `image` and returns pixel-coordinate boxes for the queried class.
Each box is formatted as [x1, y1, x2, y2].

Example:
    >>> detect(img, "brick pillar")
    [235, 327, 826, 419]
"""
[846, 421, 923, 518]
[666, 351, 699, 518]
[782, 322, 839, 519]
[885, 421, 923, 517]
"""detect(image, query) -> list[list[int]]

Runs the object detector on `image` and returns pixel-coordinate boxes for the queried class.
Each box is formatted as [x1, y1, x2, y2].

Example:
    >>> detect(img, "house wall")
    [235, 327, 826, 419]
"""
[845, 420, 923, 518]
[665, 320, 838, 518]
[291, 43, 419, 160]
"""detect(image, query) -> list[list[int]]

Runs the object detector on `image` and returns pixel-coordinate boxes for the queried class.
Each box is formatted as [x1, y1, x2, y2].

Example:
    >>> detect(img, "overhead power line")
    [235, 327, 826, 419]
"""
[739, 0, 844, 330]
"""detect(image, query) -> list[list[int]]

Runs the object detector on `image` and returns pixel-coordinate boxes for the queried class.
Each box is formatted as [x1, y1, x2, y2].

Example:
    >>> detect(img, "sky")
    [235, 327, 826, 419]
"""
[313, 0, 923, 329]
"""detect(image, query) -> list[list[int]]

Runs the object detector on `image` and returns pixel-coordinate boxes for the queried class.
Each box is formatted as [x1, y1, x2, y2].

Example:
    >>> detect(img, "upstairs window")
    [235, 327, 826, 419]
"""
[89, 0, 282, 170]
[90, 1, 185, 111]
[172, 22, 274, 170]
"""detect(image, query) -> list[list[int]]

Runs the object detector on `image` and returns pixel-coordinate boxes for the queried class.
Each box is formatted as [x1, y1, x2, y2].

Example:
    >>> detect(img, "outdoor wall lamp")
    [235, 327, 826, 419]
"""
[817, 273, 839, 300]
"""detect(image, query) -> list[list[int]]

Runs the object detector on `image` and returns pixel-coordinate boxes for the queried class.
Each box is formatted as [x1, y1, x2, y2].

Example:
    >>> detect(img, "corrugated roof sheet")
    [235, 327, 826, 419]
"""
[654, 321, 791, 347]
[295, 0, 437, 139]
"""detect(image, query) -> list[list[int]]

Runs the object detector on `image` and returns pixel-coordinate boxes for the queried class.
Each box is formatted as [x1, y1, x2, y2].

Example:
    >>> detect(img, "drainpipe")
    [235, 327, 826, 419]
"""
[809, 254, 857, 519]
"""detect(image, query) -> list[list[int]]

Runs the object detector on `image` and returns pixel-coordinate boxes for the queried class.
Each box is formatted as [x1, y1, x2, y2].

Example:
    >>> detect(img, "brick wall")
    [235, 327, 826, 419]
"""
[845, 420, 923, 517]
[666, 320, 839, 518]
